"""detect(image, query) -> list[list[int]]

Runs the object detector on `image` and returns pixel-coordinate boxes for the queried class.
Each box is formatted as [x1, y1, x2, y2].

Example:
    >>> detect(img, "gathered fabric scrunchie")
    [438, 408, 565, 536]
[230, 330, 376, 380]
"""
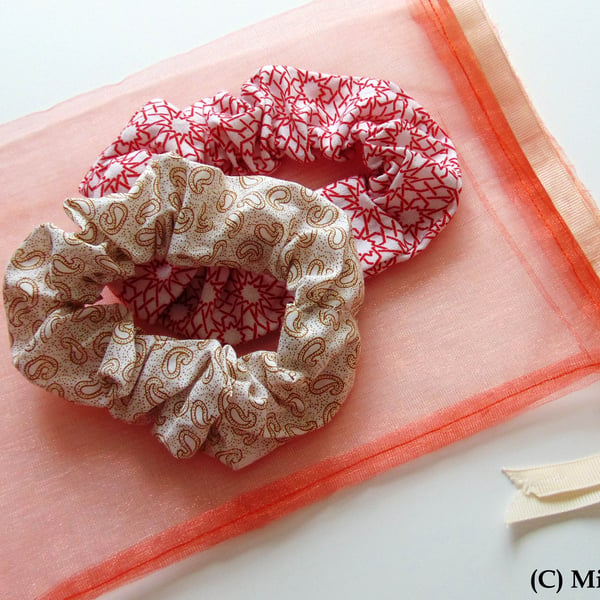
[4, 155, 364, 469]
[80, 65, 461, 345]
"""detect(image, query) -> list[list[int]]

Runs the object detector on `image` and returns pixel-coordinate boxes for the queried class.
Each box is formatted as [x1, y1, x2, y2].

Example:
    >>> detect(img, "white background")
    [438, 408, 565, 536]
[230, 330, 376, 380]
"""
[2, 1, 600, 599]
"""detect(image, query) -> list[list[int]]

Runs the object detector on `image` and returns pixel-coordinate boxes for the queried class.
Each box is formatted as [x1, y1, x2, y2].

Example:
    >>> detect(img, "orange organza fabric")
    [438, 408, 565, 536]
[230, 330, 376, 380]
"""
[2, 1, 600, 598]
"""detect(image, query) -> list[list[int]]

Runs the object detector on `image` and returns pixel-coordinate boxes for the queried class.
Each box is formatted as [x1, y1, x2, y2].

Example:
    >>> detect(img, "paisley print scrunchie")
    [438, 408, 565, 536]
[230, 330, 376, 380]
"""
[80, 65, 461, 345]
[5, 155, 364, 469]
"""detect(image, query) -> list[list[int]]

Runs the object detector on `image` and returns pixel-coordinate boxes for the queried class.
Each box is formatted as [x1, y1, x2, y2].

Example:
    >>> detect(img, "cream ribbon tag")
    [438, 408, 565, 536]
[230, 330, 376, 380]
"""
[503, 453, 600, 524]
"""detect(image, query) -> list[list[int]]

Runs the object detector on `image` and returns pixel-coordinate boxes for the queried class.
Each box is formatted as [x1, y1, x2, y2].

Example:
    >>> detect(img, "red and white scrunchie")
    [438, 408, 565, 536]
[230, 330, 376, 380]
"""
[80, 65, 461, 345]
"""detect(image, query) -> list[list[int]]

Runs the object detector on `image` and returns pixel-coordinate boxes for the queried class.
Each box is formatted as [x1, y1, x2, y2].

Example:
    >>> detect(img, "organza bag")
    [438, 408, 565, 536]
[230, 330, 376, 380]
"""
[1, 0, 599, 598]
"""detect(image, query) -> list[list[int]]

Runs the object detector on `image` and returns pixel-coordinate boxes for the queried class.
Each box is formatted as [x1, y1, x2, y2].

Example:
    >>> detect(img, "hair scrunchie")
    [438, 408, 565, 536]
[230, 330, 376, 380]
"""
[80, 65, 461, 345]
[4, 154, 364, 469]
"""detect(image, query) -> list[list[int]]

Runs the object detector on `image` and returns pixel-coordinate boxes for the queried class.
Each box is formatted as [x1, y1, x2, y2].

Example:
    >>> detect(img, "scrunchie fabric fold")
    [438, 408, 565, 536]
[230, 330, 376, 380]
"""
[5, 155, 364, 469]
[80, 65, 461, 345]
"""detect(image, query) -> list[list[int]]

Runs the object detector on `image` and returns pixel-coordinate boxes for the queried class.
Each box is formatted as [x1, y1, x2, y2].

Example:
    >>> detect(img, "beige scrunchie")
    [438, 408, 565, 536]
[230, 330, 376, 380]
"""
[4, 154, 364, 469]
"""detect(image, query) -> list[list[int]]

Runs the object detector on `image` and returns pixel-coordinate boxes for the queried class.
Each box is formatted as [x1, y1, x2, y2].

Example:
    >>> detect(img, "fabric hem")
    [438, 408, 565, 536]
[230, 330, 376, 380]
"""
[447, 0, 600, 273]
[40, 354, 600, 600]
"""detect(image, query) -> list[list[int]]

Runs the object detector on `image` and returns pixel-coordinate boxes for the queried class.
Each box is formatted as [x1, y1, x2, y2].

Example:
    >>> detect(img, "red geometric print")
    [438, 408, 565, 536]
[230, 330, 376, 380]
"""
[79, 65, 461, 343]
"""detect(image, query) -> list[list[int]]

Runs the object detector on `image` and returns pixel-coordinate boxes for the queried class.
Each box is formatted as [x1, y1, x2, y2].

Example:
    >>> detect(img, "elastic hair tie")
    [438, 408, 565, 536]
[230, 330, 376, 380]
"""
[4, 154, 364, 469]
[80, 65, 461, 345]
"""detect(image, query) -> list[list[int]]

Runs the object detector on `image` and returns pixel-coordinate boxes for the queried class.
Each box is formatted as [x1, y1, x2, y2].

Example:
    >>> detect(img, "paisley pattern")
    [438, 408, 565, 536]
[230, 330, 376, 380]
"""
[4, 154, 364, 469]
[79, 65, 461, 344]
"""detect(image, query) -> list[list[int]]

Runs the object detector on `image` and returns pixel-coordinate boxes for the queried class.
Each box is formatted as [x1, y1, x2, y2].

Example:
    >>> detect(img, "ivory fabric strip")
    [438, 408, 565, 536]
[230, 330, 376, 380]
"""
[1, 0, 600, 598]
[504, 454, 600, 523]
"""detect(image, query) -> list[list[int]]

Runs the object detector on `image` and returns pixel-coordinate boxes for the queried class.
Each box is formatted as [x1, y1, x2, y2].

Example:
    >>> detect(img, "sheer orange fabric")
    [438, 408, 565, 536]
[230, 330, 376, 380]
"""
[1, 0, 599, 598]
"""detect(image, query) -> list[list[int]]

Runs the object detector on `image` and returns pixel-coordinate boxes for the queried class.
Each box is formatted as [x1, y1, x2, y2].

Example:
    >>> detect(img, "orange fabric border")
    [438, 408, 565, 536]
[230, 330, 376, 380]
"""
[447, 0, 600, 274]
[39, 2, 600, 598]
[418, 0, 600, 303]
[43, 354, 600, 599]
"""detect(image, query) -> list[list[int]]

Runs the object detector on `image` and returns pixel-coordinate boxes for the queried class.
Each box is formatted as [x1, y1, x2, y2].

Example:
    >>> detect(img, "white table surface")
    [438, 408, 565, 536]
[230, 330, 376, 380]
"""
[2, 2, 600, 599]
